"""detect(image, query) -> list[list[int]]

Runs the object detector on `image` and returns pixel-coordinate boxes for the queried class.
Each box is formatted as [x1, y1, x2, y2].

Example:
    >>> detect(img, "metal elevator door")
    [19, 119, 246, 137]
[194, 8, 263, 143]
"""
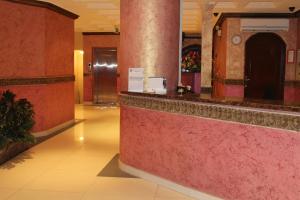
[92, 48, 118, 104]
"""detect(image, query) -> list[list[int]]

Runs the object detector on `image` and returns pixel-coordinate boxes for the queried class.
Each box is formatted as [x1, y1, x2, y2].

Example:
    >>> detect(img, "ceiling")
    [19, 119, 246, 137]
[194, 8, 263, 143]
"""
[44, 0, 300, 33]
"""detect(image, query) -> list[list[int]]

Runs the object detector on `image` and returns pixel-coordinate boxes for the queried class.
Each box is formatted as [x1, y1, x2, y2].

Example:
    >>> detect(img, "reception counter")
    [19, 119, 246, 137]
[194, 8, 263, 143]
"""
[119, 92, 300, 200]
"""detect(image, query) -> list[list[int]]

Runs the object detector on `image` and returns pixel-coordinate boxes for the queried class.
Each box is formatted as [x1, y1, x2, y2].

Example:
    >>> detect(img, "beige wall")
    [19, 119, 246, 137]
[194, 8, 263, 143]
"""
[74, 50, 84, 104]
[75, 32, 83, 50]
[225, 18, 299, 81]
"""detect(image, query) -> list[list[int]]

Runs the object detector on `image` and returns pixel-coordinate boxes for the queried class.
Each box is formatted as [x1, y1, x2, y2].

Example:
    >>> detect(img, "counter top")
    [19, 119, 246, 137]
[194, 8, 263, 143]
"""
[121, 91, 300, 113]
[120, 92, 300, 132]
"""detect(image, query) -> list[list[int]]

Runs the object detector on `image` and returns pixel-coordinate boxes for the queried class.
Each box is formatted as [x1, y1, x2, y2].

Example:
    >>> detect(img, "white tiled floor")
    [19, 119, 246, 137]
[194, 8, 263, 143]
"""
[0, 105, 195, 200]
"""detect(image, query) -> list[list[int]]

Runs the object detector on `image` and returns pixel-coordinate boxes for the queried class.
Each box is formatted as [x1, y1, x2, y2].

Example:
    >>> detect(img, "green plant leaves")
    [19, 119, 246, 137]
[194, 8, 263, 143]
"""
[0, 90, 35, 150]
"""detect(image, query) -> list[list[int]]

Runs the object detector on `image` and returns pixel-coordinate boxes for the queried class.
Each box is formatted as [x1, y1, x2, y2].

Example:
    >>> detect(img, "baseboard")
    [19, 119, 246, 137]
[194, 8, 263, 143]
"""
[119, 160, 222, 200]
[32, 120, 76, 137]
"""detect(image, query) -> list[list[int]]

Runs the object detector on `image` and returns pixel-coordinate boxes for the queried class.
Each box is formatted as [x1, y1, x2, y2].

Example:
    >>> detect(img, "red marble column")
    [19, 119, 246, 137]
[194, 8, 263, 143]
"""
[120, 0, 180, 92]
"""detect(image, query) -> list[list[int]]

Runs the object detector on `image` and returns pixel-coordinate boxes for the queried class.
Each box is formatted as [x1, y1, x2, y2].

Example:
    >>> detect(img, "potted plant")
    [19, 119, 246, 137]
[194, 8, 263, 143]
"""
[0, 90, 35, 164]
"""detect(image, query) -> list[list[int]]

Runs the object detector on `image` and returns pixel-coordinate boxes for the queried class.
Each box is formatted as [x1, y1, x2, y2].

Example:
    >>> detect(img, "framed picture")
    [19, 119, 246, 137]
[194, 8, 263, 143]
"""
[287, 49, 295, 64]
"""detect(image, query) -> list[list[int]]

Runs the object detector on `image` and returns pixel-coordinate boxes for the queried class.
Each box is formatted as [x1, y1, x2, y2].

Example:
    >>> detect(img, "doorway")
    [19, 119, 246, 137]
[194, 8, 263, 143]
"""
[92, 48, 118, 104]
[244, 33, 286, 101]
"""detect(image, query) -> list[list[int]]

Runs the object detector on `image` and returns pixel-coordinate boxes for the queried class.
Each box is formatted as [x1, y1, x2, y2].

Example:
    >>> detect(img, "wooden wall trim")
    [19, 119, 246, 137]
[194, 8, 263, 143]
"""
[214, 79, 300, 87]
[285, 80, 300, 88]
[213, 77, 244, 85]
[200, 87, 212, 94]
[225, 79, 244, 85]
[4, 0, 79, 19]
[0, 75, 75, 86]
[183, 32, 201, 39]
[82, 32, 120, 35]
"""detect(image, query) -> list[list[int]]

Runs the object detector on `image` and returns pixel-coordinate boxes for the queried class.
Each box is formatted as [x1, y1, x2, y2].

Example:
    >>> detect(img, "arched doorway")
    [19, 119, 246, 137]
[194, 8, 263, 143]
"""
[244, 33, 286, 101]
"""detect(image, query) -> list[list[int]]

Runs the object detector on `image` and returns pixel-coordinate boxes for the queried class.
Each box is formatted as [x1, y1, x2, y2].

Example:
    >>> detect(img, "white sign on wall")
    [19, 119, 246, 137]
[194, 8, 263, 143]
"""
[128, 68, 144, 92]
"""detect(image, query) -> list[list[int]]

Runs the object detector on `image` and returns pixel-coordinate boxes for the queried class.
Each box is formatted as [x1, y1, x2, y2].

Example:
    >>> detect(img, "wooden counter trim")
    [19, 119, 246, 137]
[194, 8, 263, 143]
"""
[213, 77, 244, 85]
[0, 75, 75, 86]
[120, 94, 300, 132]
[5, 0, 79, 19]
[285, 80, 300, 88]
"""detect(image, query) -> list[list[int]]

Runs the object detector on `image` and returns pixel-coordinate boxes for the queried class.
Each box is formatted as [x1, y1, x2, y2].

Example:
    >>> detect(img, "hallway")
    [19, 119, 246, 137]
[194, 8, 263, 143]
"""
[0, 105, 195, 200]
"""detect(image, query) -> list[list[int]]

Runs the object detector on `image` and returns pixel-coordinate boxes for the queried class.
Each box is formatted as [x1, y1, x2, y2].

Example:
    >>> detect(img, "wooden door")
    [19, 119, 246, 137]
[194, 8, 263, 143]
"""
[245, 33, 286, 100]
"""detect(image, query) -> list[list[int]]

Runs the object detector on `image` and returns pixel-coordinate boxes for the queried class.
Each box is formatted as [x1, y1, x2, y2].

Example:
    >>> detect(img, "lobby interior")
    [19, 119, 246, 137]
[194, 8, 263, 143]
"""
[0, 0, 300, 200]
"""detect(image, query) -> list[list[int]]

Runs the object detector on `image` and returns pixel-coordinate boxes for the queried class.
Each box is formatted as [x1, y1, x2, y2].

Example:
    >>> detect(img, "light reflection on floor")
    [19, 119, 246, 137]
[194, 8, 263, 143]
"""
[0, 105, 196, 200]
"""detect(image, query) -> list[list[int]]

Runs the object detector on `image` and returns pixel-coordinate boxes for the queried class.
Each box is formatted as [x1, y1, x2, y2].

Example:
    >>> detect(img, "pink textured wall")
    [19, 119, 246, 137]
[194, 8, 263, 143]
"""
[120, 0, 180, 92]
[0, 83, 74, 132]
[83, 35, 120, 101]
[284, 87, 300, 104]
[45, 10, 74, 76]
[0, 1, 75, 133]
[120, 106, 300, 200]
[181, 73, 201, 94]
[225, 85, 244, 98]
[0, 1, 45, 78]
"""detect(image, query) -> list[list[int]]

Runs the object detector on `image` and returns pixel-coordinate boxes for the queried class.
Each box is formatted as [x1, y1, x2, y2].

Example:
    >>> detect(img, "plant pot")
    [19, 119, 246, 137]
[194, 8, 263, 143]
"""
[0, 142, 30, 165]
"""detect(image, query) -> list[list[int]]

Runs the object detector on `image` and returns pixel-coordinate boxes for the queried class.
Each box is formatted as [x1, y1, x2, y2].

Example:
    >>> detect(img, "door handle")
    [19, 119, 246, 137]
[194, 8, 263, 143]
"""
[244, 77, 250, 88]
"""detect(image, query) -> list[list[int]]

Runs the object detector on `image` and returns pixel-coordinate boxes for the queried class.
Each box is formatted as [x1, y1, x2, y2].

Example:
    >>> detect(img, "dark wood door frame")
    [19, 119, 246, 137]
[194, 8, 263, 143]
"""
[244, 33, 286, 101]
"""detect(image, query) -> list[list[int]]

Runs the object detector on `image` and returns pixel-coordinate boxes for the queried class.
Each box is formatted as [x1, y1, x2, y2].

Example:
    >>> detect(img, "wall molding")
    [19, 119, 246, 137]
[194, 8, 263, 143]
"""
[200, 87, 212, 94]
[183, 32, 201, 39]
[5, 0, 79, 19]
[120, 94, 300, 132]
[119, 160, 222, 200]
[0, 75, 75, 86]
[82, 32, 120, 35]
[285, 80, 300, 88]
[224, 79, 244, 85]
[213, 77, 244, 85]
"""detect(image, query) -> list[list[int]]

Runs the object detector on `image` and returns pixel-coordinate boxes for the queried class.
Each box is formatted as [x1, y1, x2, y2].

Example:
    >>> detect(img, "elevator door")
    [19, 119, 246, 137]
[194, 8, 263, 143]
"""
[92, 48, 118, 104]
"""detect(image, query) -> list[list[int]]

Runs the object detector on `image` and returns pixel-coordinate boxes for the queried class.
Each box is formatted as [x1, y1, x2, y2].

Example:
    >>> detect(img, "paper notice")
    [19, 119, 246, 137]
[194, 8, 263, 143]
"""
[128, 68, 144, 92]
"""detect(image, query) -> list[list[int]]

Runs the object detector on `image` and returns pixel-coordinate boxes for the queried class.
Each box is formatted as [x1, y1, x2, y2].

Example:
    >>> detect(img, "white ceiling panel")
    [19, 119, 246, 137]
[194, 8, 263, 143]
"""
[44, 0, 300, 33]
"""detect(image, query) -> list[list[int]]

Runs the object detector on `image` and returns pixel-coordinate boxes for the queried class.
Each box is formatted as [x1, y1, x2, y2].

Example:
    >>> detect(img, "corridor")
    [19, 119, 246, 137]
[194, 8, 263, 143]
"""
[0, 105, 194, 200]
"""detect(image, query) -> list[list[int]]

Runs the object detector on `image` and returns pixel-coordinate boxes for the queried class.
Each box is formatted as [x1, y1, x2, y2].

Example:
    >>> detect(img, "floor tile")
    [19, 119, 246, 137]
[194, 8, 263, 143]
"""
[82, 177, 157, 200]
[0, 105, 195, 200]
[7, 190, 83, 200]
[0, 188, 18, 200]
[155, 186, 196, 200]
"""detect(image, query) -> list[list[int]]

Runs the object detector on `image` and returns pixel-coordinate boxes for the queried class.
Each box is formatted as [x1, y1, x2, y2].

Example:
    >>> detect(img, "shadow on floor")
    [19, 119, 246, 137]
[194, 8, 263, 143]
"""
[0, 151, 33, 170]
[98, 154, 137, 178]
